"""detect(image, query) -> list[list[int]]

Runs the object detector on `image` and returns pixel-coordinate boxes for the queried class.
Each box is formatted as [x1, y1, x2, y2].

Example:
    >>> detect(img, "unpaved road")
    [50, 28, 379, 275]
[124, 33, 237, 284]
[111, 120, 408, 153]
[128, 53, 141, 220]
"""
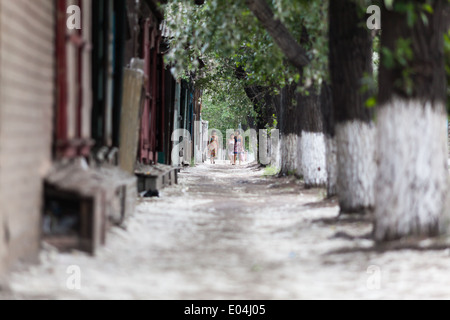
[2, 163, 450, 300]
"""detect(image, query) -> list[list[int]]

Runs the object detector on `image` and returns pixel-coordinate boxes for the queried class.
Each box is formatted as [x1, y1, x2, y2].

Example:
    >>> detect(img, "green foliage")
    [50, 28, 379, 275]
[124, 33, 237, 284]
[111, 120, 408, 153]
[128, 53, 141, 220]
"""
[162, 0, 330, 129]
[381, 37, 414, 95]
[379, 1, 449, 106]
[362, 35, 380, 110]
[270, 114, 278, 132]
[384, 0, 394, 10]
[201, 88, 255, 145]
[382, 0, 436, 27]
[382, 0, 443, 28]
[381, 38, 413, 69]
[163, 0, 329, 87]
[365, 96, 377, 108]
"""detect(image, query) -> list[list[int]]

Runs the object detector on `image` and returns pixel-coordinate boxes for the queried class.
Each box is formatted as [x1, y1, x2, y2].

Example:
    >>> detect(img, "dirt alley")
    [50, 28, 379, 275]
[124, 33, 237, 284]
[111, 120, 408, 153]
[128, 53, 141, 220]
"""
[2, 162, 450, 300]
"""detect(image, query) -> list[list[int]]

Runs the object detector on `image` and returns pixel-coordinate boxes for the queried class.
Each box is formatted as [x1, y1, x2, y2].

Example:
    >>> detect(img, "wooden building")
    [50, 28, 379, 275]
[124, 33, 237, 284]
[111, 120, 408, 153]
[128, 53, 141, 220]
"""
[0, 0, 207, 277]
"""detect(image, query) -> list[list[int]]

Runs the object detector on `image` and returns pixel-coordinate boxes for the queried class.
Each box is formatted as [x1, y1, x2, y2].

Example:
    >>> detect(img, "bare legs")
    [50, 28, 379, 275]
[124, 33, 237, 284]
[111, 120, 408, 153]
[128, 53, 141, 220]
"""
[234, 154, 242, 166]
[229, 154, 235, 165]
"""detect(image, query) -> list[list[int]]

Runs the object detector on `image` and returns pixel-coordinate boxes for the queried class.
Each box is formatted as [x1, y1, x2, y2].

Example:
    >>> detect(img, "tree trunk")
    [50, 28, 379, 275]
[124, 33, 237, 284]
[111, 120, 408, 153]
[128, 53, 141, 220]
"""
[237, 67, 277, 136]
[245, 1, 322, 176]
[270, 88, 282, 168]
[244, 85, 276, 132]
[280, 134, 300, 175]
[321, 83, 337, 197]
[279, 83, 302, 176]
[299, 87, 327, 188]
[329, 0, 376, 213]
[374, 0, 449, 241]
[242, 85, 279, 165]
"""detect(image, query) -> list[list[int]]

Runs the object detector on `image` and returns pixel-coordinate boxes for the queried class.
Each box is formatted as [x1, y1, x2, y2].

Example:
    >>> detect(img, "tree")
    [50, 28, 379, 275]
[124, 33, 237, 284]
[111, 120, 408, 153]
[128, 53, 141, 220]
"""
[298, 84, 327, 187]
[278, 82, 302, 176]
[445, 24, 450, 113]
[196, 63, 257, 139]
[329, 0, 376, 213]
[320, 82, 337, 196]
[246, 0, 329, 186]
[163, 0, 293, 162]
[163, 0, 330, 180]
[374, 0, 449, 241]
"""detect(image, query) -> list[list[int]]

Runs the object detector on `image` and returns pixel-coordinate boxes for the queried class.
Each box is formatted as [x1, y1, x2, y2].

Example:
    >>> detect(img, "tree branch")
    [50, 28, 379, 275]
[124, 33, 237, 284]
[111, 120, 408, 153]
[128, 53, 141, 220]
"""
[246, 0, 310, 70]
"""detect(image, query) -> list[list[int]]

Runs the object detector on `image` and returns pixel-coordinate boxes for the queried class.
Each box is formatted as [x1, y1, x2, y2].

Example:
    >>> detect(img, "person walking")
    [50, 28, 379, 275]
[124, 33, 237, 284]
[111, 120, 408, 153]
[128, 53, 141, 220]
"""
[228, 134, 235, 165]
[234, 130, 244, 166]
[208, 130, 219, 164]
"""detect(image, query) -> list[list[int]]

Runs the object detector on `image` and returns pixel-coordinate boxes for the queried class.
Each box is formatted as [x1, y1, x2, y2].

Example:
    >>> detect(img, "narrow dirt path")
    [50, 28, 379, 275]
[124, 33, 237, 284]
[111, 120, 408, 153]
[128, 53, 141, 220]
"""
[2, 163, 450, 300]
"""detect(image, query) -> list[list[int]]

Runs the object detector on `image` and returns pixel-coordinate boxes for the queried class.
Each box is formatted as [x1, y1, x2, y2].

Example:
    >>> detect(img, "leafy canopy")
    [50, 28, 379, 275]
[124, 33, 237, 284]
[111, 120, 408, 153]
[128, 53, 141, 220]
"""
[162, 0, 330, 129]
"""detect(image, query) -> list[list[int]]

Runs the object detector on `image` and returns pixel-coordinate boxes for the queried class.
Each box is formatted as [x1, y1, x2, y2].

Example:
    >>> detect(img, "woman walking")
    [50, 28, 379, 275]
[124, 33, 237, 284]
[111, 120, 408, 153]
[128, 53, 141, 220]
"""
[228, 134, 235, 165]
[208, 130, 219, 164]
[234, 130, 244, 166]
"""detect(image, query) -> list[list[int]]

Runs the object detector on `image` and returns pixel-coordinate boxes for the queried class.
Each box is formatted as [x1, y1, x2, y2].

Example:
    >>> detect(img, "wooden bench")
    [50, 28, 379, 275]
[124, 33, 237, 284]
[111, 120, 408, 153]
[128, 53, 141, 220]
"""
[135, 164, 179, 194]
[43, 160, 137, 255]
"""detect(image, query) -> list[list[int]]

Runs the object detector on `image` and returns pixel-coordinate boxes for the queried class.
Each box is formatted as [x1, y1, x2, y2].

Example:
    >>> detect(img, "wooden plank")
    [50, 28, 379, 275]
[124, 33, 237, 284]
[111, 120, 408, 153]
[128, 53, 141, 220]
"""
[118, 68, 144, 175]
[79, 198, 92, 254]
[42, 236, 80, 252]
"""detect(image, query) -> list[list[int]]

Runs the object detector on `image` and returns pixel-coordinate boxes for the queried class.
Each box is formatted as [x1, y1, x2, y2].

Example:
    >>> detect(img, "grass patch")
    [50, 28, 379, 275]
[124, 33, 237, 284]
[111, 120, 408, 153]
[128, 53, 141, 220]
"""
[263, 165, 280, 177]
[318, 189, 328, 200]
